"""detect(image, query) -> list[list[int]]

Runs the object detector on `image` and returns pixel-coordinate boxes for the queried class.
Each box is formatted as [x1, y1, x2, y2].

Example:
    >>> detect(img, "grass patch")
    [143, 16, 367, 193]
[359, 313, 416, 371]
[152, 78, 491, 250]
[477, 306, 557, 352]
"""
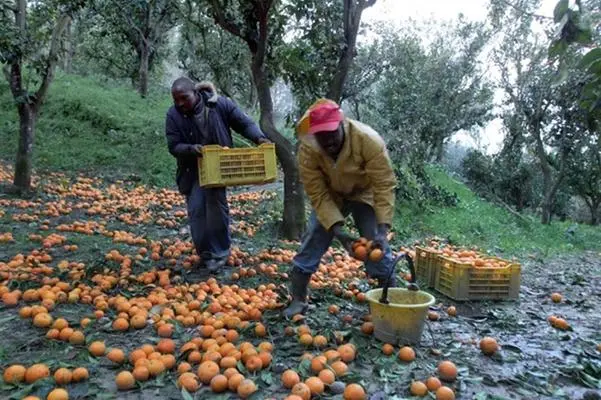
[0, 73, 257, 188]
[394, 166, 601, 256]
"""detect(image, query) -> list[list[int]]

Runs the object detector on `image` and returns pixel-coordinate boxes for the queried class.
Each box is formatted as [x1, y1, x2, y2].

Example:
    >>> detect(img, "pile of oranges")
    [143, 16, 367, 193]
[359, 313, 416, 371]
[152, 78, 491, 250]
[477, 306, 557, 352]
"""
[351, 237, 385, 262]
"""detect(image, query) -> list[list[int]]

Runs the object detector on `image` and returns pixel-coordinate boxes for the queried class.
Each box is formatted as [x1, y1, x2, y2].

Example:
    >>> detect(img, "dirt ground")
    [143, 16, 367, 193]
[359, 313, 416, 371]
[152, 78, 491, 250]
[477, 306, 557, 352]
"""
[0, 165, 600, 400]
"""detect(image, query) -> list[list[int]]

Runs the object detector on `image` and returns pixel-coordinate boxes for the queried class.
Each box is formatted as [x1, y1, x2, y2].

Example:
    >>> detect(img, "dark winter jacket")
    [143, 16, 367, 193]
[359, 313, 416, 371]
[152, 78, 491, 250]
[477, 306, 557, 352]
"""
[165, 86, 267, 195]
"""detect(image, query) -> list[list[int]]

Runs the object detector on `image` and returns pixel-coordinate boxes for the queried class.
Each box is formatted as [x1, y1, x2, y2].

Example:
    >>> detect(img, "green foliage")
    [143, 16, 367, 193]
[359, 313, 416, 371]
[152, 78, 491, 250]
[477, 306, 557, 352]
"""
[0, 74, 252, 187]
[177, 0, 254, 105]
[358, 19, 494, 161]
[395, 166, 601, 256]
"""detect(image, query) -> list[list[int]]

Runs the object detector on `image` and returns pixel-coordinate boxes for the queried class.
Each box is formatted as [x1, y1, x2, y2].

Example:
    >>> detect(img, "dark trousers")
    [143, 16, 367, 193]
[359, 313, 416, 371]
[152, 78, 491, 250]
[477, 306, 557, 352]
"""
[186, 182, 231, 261]
[292, 201, 393, 279]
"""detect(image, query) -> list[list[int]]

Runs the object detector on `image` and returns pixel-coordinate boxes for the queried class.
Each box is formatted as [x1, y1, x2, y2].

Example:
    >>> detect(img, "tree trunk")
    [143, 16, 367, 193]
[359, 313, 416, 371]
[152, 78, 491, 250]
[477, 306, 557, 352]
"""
[13, 104, 36, 191]
[251, 60, 305, 239]
[138, 40, 150, 98]
[63, 20, 74, 73]
[587, 199, 599, 225]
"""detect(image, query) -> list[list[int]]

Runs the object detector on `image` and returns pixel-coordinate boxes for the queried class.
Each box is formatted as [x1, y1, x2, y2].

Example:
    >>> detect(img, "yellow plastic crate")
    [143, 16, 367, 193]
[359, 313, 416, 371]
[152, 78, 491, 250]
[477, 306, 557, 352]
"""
[197, 144, 277, 188]
[434, 256, 521, 301]
[414, 246, 441, 288]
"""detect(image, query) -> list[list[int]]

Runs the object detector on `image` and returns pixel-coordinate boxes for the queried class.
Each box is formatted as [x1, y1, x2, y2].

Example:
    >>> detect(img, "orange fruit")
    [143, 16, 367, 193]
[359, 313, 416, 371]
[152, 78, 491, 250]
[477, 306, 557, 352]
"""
[88, 341, 106, 357]
[107, 349, 125, 364]
[147, 360, 165, 377]
[551, 292, 562, 303]
[344, 383, 367, 400]
[426, 376, 442, 391]
[132, 366, 149, 382]
[338, 344, 356, 362]
[178, 362, 192, 375]
[33, 312, 53, 328]
[47, 388, 69, 400]
[219, 356, 237, 369]
[361, 322, 374, 335]
[141, 344, 155, 355]
[254, 323, 266, 337]
[58, 328, 74, 341]
[438, 361, 458, 382]
[130, 314, 146, 329]
[69, 330, 85, 345]
[299, 334, 313, 346]
[311, 356, 326, 373]
[258, 351, 272, 367]
[54, 368, 72, 385]
[369, 248, 383, 262]
[354, 245, 368, 261]
[25, 364, 50, 383]
[52, 318, 69, 330]
[177, 372, 199, 392]
[410, 381, 428, 396]
[281, 369, 300, 389]
[428, 311, 440, 321]
[291, 382, 311, 400]
[3, 365, 26, 383]
[447, 306, 457, 316]
[129, 349, 147, 365]
[157, 323, 173, 338]
[328, 305, 340, 314]
[318, 368, 335, 385]
[210, 374, 228, 393]
[237, 378, 257, 398]
[305, 376, 325, 395]
[245, 355, 263, 372]
[313, 335, 327, 348]
[116, 371, 135, 390]
[71, 367, 88, 382]
[436, 386, 455, 400]
[286, 396, 304, 400]
[382, 343, 394, 355]
[112, 318, 129, 331]
[479, 337, 499, 356]
[554, 318, 569, 330]
[228, 373, 245, 391]
[398, 346, 416, 362]
[157, 338, 175, 354]
[331, 360, 348, 376]
[197, 360, 220, 384]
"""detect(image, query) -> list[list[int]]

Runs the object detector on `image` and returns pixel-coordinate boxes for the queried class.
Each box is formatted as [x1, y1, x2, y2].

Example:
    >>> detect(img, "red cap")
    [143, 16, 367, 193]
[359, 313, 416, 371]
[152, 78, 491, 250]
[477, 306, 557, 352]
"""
[308, 102, 344, 134]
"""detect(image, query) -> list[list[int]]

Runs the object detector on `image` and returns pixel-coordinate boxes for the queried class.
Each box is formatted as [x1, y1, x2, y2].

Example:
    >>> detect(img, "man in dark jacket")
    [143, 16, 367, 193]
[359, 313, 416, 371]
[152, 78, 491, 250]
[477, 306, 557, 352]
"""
[165, 77, 269, 274]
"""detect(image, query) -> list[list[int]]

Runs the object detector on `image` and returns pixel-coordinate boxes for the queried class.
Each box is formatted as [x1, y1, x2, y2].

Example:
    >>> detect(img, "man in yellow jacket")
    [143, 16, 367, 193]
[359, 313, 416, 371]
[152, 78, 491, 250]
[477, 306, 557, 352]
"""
[283, 99, 397, 318]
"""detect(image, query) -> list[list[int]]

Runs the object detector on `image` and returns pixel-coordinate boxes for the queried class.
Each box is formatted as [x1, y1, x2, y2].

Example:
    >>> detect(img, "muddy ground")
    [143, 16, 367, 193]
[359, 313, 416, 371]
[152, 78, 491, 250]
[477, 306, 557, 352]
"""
[0, 166, 600, 400]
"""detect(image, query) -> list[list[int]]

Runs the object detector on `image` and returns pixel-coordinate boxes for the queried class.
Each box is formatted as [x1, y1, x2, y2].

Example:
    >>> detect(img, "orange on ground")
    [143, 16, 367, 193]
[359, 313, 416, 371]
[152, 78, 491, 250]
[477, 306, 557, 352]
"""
[3, 365, 26, 383]
[107, 349, 125, 364]
[210, 374, 228, 393]
[88, 341, 106, 357]
[228, 373, 245, 392]
[436, 386, 455, 400]
[479, 337, 499, 356]
[305, 376, 325, 395]
[282, 369, 300, 389]
[25, 364, 50, 383]
[54, 368, 72, 385]
[132, 366, 149, 382]
[291, 382, 311, 400]
[410, 381, 428, 396]
[237, 379, 257, 398]
[47, 388, 69, 400]
[318, 369, 336, 385]
[551, 292, 562, 303]
[177, 372, 199, 392]
[344, 383, 367, 400]
[447, 306, 457, 316]
[399, 346, 416, 362]
[115, 371, 135, 390]
[438, 361, 458, 382]
[331, 360, 348, 376]
[426, 376, 442, 391]
[382, 343, 395, 356]
[361, 322, 374, 335]
[197, 360, 220, 384]
[71, 368, 89, 382]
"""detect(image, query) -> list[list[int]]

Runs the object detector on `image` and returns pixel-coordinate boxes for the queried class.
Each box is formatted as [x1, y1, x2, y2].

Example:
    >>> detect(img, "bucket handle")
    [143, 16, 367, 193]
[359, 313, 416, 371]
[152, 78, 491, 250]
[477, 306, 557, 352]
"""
[379, 252, 419, 305]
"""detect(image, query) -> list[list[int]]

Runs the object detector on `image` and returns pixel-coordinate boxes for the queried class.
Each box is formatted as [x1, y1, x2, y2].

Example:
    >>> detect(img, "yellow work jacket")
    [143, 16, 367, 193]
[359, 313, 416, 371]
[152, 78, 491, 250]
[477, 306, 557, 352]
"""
[297, 118, 397, 230]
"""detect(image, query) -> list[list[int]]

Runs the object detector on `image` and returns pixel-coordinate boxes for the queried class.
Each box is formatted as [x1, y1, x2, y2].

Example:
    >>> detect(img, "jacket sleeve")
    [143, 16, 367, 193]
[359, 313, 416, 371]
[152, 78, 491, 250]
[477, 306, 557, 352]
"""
[223, 97, 266, 144]
[363, 136, 397, 226]
[165, 113, 196, 157]
[298, 144, 344, 230]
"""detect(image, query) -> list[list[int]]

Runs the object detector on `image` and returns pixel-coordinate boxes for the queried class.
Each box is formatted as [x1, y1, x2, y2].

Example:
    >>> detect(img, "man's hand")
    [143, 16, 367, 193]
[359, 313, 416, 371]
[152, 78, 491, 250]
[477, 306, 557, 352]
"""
[331, 223, 355, 252]
[257, 137, 271, 145]
[192, 144, 203, 154]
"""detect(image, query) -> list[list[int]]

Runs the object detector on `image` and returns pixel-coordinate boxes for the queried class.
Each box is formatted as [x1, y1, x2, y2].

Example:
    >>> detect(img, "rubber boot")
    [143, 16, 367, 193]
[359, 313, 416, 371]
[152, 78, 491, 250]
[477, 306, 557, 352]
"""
[206, 257, 227, 274]
[283, 268, 311, 319]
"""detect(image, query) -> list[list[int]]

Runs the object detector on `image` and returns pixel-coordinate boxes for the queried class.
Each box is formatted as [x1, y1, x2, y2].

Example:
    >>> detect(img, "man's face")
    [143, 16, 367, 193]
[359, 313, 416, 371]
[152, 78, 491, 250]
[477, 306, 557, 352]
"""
[315, 123, 344, 159]
[172, 88, 198, 115]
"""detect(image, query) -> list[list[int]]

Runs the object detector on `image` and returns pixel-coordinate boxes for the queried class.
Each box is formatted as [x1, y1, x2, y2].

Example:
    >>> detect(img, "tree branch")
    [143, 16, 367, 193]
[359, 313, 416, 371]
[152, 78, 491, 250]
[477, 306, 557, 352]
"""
[208, 0, 245, 41]
[34, 14, 71, 110]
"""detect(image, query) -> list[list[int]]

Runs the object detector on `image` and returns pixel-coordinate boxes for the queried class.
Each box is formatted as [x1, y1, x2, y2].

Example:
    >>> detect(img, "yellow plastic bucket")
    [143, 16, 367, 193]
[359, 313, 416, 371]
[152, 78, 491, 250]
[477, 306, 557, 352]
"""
[365, 288, 435, 345]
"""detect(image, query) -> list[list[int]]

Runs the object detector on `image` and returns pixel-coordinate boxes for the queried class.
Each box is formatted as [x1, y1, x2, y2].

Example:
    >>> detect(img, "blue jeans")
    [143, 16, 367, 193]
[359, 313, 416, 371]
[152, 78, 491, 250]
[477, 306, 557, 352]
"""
[186, 182, 231, 261]
[293, 201, 394, 280]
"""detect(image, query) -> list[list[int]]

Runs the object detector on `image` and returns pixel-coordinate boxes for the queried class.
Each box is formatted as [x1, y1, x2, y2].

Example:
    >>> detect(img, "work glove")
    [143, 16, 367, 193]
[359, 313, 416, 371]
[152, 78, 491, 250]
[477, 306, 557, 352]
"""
[372, 223, 391, 253]
[192, 144, 203, 154]
[331, 223, 355, 253]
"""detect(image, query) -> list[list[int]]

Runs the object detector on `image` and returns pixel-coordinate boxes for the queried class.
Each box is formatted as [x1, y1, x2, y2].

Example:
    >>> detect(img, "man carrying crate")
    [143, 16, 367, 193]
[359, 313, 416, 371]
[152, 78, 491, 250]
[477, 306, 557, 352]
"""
[283, 99, 398, 318]
[165, 77, 270, 275]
